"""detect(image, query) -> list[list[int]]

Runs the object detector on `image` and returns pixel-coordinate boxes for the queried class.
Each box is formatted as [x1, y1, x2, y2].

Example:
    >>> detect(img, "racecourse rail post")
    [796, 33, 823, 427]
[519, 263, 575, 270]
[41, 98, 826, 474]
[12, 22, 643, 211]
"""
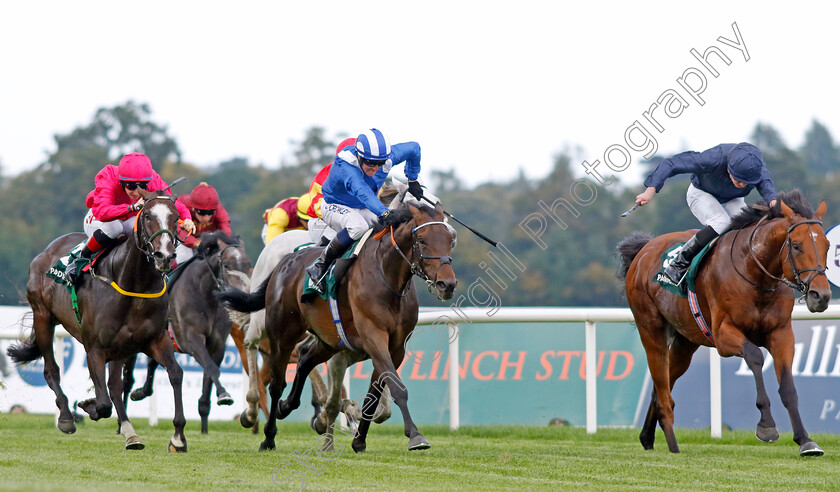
[585, 321, 597, 434]
[448, 322, 460, 431]
[709, 348, 722, 438]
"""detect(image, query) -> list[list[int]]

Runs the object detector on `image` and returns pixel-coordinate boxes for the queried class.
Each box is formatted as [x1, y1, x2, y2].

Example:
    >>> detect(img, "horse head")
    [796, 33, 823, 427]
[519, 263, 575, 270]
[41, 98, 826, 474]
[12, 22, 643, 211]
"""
[388, 199, 458, 301]
[778, 198, 830, 312]
[197, 231, 251, 293]
[135, 190, 181, 273]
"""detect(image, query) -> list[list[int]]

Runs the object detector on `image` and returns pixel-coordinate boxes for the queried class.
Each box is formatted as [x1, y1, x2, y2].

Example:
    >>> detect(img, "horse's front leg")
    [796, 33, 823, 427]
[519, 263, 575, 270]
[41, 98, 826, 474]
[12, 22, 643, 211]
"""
[78, 349, 113, 421]
[278, 337, 335, 420]
[767, 324, 823, 456]
[717, 321, 779, 444]
[146, 333, 187, 453]
[108, 358, 145, 450]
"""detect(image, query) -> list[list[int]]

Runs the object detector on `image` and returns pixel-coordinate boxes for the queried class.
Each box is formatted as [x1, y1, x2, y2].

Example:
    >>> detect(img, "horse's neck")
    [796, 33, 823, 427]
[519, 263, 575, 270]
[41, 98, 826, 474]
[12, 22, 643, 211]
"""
[107, 234, 162, 290]
[375, 227, 415, 292]
[734, 218, 787, 285]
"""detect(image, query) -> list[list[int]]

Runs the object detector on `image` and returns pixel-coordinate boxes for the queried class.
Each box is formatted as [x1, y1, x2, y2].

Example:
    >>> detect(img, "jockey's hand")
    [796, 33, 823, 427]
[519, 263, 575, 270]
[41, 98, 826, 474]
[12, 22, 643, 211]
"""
[131, 198, 145, 211]
[181, 219, 196, 235]
[379, 210, 401, 228]
[635, 187, 656, 206]
[407, 180, 424, 200]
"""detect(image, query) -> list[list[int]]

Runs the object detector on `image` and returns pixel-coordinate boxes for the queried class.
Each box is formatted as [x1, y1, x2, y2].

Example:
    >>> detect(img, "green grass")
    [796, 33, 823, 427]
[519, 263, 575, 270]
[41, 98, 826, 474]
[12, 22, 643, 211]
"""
[0, 413, 838, 491]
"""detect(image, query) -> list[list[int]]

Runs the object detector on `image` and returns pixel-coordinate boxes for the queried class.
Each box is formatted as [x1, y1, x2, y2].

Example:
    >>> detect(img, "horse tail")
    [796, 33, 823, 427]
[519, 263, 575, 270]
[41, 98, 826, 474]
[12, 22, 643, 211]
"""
[616, 232, 653, 280]
[215, 274, 269, 313]
[7, 335, 43, 364]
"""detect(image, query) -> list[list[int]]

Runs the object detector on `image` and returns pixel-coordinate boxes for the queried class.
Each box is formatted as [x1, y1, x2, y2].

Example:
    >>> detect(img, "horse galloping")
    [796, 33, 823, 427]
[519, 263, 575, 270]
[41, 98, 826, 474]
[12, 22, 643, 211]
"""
[219, 192, 457, 452]
[617, 190, 829, 456]
[8, 190, 188, 451]
[124, 231, 251, 434]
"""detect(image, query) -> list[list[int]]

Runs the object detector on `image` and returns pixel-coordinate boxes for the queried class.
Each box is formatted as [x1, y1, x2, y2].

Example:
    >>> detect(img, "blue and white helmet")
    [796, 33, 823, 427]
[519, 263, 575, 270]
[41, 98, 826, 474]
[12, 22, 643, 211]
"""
[355, 128, 392, 161]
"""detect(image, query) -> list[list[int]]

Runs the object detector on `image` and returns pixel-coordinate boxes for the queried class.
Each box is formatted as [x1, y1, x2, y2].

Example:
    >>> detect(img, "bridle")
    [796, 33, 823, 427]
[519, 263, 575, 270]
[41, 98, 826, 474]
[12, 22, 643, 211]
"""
[376, 220, 456, 299]
[202, 241, 249, 291]
[731, 214, 826, 296]
[134, 196, 180, 267]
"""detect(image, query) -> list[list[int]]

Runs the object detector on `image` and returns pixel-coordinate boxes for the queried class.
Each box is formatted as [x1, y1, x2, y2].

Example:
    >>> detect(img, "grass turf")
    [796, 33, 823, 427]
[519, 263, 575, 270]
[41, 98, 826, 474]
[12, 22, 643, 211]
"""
[0, 413, 838, 491]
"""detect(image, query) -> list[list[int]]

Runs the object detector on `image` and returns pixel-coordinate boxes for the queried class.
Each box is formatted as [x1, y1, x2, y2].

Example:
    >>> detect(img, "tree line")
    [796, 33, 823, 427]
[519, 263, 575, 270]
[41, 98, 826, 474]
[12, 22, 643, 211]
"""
[1, 100, 838, 307]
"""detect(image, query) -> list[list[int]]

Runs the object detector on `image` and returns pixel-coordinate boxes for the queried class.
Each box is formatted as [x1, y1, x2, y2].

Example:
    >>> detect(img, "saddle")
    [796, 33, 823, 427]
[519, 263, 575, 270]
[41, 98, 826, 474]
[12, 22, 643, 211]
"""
[654, 239, 717, 297]
[301, 229, 373, 302]
[47, 237, 126, 289]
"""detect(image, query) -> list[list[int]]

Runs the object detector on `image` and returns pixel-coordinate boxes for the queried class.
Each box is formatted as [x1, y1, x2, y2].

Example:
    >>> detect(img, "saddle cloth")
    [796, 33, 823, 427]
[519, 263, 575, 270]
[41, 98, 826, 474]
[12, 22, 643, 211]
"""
[46, 241, 108, 290]
[654, 240, 716, 297]
[302, 228, 373, 301]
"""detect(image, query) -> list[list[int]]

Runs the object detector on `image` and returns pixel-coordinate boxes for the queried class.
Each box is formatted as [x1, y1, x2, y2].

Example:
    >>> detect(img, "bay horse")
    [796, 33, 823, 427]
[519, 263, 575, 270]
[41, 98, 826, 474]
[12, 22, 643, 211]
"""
[7, 189, 188, 451]
[617, 190, 830, 456]
[227, 229, 377, 435]
[218, 191, 457, 452]
[124, 231, 251, 433]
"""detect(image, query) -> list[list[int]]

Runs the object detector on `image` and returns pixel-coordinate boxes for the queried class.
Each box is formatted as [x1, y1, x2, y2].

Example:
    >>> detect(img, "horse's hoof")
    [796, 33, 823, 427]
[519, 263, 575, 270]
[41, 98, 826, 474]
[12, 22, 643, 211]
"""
[352, 439, 366, 454]
[168, 439, 188, 453]
[756, 425, 779, 443]
[373, 410, 392, 424]
[408, 434, 431, 451]
[800, 441, 825, 457]
[129, 389, 148, 401]
[125, 436, 145, 450]
[79, 398, 98, 419]
[259, 441, 275, 451]
[239, 409, 255, 429]
[57, 419, 77, 434]
[217, 393, 234, 406]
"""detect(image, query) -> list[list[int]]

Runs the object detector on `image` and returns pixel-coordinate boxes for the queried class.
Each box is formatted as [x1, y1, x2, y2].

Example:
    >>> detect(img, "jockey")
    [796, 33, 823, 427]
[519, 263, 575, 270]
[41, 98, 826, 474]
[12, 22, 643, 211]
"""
[305, 137, 357, 245]
[306, 128, 424, 293]
[261, 196, 308, 245]
[69, 152, 195, 285]
[636, 142, 778, 286]
[176, 182, 232, 264]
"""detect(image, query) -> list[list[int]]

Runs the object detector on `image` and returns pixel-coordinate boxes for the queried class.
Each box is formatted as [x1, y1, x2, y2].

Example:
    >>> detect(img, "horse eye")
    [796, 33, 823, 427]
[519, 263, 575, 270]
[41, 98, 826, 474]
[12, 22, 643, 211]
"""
[418, 238, 426, 245]
[792, 243, 801, 252]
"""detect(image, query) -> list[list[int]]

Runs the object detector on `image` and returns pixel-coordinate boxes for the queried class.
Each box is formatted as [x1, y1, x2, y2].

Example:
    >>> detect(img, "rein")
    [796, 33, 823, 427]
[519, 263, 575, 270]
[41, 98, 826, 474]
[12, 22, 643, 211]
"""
[730, 214, 826, 297]
[90, 196, 178, 298]
[377, 220, 454, 299]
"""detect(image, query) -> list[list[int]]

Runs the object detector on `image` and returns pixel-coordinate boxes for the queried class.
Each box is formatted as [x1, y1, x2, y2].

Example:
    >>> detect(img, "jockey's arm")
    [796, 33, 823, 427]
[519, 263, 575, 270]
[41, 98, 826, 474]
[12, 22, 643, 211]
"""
[265, 208, 290, 244]
[344, 170, 389, 217]
[391, 142, 421, 181]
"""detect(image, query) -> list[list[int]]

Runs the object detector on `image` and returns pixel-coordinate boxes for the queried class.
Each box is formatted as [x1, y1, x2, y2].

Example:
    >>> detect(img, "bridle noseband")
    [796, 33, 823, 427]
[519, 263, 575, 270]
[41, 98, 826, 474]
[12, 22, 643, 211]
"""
[733, 214, 827, 296]
[378, 220, 455, 298]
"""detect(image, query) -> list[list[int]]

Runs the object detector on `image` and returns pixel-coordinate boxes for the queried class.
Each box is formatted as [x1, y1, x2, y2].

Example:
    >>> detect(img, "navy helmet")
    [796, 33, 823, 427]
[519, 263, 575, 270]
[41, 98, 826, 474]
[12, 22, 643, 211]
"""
[727, 143, 764, 184]
[355, 128, 392, 161]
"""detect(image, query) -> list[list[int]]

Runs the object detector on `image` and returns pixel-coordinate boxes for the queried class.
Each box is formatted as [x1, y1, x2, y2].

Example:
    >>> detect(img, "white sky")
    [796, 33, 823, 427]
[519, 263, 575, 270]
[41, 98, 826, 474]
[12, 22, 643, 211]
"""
[1, 1, 838, 188]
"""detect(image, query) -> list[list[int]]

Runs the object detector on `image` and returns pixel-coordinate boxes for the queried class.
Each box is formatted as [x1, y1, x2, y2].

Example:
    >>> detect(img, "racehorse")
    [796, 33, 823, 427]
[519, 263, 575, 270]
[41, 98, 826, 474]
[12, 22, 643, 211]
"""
[123, 231, 251, 433]
[218, 190, 457, 452]
[227, 229, 374, 435]
[7, 190, 188, 451]
[617, 190, 830, 456]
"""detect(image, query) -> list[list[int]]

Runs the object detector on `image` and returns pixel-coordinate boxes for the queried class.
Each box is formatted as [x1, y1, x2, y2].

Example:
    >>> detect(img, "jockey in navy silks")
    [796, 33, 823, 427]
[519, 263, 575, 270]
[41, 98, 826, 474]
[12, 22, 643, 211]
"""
[635, 142, 778, 286]
[306, 128, 425, 293]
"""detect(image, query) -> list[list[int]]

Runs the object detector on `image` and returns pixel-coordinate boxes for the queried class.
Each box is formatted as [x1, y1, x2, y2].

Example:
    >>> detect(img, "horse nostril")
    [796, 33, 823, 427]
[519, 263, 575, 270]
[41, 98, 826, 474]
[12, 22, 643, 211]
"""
[808, 290, 821, 301]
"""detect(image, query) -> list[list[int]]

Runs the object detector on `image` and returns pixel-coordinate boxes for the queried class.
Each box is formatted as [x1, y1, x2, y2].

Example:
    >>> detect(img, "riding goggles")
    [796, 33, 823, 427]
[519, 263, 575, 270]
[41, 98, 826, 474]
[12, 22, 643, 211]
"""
[359, 156, 386, 168]
[121, 181, 150, 191]
[195, 208, 216, 216]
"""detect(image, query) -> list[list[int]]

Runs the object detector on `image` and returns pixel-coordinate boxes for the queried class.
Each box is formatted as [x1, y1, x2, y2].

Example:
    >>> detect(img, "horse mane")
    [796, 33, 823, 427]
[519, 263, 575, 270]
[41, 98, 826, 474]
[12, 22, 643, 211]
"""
[373, 202, 440, 234]
[728, 189, 814, 231]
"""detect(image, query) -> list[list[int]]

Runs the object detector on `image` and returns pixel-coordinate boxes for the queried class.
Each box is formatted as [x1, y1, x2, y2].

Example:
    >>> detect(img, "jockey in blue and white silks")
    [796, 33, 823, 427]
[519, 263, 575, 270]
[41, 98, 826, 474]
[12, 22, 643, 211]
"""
[306, 128, 424, 293]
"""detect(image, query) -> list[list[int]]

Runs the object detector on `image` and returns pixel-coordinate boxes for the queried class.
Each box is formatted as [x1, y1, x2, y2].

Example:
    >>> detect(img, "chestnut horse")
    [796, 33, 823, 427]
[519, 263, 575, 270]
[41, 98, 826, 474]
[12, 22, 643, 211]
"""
[7, 190, 188, 451]
[617, 190, 829, 456]
[219, 193, 457, 452]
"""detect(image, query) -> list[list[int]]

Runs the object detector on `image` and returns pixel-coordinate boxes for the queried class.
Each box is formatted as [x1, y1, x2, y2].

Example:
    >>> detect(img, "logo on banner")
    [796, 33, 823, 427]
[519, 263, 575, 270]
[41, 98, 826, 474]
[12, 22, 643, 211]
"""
[16, 338, 74, 386]
[825, 224, 840, 288]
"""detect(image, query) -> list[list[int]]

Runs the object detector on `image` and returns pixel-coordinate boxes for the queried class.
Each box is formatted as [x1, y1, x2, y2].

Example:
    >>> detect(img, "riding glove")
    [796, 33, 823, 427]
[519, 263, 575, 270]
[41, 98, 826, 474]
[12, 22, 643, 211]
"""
[379, 210, 401, 228]
[407, 180, 424, 200]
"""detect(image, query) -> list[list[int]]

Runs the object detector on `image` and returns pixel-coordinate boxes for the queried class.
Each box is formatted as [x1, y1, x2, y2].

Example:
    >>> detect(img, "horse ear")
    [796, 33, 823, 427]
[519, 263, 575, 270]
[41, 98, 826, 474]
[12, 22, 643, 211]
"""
[815, 200, 827, 220]
[779, 199, 794, 219]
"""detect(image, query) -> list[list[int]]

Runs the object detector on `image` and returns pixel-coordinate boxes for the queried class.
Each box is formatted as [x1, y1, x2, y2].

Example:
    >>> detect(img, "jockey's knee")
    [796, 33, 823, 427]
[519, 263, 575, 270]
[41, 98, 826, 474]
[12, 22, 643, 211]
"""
[707, 219, 731, 235]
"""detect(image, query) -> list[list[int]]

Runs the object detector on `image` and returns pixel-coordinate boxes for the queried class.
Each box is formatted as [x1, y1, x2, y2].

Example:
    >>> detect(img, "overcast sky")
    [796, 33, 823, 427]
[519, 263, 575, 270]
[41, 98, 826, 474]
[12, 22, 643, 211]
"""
[1, 1, 838, 189]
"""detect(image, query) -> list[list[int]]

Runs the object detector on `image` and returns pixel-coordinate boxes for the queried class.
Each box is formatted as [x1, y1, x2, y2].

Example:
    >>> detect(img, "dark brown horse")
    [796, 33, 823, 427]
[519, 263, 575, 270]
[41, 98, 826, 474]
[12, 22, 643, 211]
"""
[7, 190, 188, 451]
[124, 231, 251, 433]
[218, 193, 457, 452]
[617, 190, 830, 456]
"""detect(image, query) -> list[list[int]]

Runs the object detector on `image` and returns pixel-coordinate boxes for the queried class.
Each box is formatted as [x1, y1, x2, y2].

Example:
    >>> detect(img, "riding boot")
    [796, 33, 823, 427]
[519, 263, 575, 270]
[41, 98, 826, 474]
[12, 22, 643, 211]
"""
[663, 225, 719, 286]
[306, 232, 352, 293]
[66, 231, 114, 286]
